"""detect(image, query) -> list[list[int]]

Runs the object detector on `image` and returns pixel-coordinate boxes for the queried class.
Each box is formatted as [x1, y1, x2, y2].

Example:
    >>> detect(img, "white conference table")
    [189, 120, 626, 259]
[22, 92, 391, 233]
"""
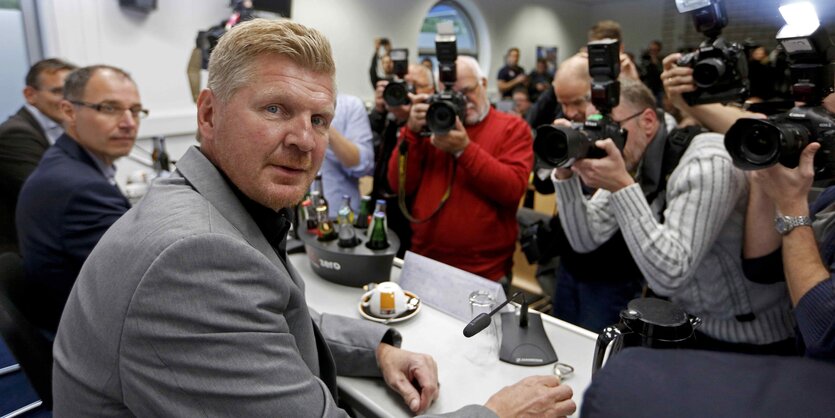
[290, 252, 598, 417]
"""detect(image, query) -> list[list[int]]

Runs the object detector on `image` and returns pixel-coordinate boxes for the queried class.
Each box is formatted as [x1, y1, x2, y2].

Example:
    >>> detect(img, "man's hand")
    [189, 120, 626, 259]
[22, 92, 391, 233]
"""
[661, 53, 695, 112]
[374, 80, 389, 113]
[431, 118, 470, 154]
[376, 343, 439, 414]
[571, 139, 634, 192]
[748, 143, 820, 216]
[484, 375, 575, 418]
[407, 93, 431, 134]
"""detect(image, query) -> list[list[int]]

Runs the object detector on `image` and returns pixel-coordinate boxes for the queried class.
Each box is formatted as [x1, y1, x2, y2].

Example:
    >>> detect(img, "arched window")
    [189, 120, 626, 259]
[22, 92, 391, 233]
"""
[417, 1, 478, 66]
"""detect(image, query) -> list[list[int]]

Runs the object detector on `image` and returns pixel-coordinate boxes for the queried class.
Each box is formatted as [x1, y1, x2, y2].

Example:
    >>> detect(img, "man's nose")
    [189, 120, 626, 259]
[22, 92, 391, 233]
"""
[284, 115, 317, 152]
[118, 110, 138, 129]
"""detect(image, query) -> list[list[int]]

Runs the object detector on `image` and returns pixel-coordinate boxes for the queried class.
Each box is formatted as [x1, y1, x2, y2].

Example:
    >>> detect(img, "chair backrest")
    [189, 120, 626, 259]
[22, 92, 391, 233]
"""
[0, 252, 53, 409]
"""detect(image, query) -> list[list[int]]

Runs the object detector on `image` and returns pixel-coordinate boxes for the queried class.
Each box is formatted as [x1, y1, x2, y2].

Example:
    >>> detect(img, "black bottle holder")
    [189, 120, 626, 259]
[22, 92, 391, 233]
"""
[299, 226, 400, 287]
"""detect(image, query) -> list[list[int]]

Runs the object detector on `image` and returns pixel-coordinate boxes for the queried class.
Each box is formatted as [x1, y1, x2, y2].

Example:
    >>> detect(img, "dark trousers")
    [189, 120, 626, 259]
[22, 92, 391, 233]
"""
[551, 264, 642, 333]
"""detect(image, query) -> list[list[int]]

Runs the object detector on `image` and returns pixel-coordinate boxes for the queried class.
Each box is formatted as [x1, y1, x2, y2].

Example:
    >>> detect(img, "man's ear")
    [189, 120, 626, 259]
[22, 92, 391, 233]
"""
[639, 107, 658, 138]
[60, 99, 75, 125]
[23, 86, 37, 105]
[196, 89, 216, 144]
[481, 76, 488, 88]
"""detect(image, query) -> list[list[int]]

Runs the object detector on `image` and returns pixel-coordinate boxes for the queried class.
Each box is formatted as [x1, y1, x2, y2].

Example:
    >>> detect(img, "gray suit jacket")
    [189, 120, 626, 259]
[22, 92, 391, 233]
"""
[53, 147, 394, 416]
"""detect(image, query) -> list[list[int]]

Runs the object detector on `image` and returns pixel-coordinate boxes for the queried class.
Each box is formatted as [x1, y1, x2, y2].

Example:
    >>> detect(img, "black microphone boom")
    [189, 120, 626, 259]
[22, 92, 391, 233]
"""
[463, 291, 522, 337]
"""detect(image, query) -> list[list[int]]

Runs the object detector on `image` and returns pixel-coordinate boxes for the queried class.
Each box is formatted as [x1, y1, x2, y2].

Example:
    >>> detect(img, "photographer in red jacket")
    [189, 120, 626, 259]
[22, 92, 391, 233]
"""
[388, 56, 532, 286]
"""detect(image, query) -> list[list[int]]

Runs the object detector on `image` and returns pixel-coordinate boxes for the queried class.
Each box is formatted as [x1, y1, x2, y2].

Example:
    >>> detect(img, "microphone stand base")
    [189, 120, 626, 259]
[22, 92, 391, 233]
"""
[499, 311, 559, 366]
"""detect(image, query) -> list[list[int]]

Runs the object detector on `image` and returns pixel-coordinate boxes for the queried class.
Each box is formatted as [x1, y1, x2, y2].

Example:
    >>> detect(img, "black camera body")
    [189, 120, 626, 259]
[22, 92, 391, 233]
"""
[426, 29, 467, 135]
[677, 37, 749, 105]
[383, 48, 412, 107]
[725, 15, 835, 181]
[535, 117, 627, 168]
[533, 38, 626, 168]
[675, 0, 749, 105]
[726, 107, 835, 180]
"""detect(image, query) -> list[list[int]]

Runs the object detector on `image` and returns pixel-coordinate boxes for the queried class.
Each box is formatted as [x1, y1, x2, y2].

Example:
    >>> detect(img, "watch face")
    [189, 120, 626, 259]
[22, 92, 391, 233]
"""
[775, 217, 788, 234]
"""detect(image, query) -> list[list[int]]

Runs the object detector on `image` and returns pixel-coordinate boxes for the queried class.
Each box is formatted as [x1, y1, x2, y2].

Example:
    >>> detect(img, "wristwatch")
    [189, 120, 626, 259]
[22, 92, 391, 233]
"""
[774, 215, 813, 235]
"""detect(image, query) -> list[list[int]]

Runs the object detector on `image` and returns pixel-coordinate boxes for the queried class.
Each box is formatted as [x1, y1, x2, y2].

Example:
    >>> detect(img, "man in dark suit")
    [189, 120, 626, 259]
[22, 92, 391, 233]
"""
[16, 65, 141, 333]
[0, 58, 76, 253]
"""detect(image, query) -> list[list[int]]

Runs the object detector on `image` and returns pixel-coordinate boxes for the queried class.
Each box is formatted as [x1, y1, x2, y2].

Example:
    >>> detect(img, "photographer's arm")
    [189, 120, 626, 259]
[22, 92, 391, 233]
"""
[329, 97, 374, 176]
[661, 53, 754, 134]
[609, 134, 747, 294]
[741, 175, 786, 283]
[552, 173, 623, 253]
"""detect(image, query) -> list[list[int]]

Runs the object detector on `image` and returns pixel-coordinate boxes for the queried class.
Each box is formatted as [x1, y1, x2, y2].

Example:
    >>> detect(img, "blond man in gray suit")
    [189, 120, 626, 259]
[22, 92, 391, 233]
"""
[53, 19, 574, 417]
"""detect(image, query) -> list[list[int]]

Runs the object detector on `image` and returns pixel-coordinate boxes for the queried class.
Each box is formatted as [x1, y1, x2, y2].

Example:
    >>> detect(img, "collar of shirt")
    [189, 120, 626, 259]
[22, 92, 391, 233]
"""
[81, 147, 118, 186]
[220, 173, 293, 265]
[24, 103, 64, 144]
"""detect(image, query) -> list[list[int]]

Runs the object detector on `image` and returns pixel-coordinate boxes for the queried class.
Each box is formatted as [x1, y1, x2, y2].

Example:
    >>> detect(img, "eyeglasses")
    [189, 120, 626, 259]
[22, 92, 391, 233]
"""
[613, 109, 647, 124]
[70, 100, 149, 120]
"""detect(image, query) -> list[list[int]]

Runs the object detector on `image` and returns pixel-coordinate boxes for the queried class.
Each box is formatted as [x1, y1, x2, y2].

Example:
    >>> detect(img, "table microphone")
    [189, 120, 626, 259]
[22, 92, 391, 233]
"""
[463, 292, 522, 337]
[463, 291, 559, 366]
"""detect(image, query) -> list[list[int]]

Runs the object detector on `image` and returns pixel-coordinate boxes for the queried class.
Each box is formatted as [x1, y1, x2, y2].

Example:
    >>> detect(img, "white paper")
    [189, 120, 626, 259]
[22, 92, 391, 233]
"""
[398, 251, 507, 322]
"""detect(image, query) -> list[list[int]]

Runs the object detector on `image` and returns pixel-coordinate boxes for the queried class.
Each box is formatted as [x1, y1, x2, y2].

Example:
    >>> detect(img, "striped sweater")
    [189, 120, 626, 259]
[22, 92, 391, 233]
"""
[553, 132, 795, 344]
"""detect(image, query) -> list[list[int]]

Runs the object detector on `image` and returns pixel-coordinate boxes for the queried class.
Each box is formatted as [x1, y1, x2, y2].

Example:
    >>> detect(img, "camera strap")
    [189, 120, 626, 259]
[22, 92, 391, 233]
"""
[646, 125, 704, 220]
[397, 139, 457, 223]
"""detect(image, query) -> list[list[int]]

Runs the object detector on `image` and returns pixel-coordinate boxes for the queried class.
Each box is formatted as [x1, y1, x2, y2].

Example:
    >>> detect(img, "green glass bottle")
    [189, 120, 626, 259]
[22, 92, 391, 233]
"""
[366, 212, 389, 250]
[355, 195, 372, 229]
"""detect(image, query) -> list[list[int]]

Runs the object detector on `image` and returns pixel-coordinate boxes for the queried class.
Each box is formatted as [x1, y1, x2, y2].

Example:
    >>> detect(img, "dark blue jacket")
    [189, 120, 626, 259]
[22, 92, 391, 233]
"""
[16, 134, 130, 332]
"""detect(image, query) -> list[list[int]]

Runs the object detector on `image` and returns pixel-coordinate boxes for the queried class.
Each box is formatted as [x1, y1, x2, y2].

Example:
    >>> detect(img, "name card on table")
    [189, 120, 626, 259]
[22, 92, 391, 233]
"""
[398, 251, 507, 322]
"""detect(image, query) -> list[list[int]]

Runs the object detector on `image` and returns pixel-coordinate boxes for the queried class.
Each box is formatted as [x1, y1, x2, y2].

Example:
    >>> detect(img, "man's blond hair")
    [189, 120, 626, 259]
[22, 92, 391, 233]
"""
[208, 19, 335, 102]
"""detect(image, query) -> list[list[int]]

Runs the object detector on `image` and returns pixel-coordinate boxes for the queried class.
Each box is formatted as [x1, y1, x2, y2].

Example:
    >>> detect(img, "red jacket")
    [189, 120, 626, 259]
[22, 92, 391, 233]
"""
[388, 108, 533, 280]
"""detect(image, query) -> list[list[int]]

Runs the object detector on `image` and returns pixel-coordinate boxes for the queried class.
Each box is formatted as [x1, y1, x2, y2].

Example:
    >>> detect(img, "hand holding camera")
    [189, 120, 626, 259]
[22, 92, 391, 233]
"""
[661, 52, 696, 111]
[747, 143, 819, 217]
[570, 138, 635, 192]
[430, 117, 470, 154]
[407, 93, 432, 134]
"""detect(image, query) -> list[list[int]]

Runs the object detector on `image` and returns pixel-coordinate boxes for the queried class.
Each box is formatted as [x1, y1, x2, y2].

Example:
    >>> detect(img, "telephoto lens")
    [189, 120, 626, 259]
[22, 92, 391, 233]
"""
[426, 92, 467, 135]
[533, 125, 597, 168]
[692, 58, 725, 88]
[725, 118, 810, 170]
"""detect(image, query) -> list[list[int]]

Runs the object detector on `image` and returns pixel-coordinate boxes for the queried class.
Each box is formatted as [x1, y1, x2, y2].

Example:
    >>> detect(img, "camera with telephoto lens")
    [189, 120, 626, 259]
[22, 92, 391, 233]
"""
[725, 15, 835, 181]
[533, 38, 627, 168]
[675, 0, 749, 105]
[426, 25, 467, 135]
[383, 49, 412, 107]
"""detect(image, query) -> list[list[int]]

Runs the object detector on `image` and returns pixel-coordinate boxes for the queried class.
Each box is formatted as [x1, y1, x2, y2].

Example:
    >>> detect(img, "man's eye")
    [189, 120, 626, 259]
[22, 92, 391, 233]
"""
[266, 105, 280, 113]
[312, 116, 327, 127]
[101, 104, 118, 113]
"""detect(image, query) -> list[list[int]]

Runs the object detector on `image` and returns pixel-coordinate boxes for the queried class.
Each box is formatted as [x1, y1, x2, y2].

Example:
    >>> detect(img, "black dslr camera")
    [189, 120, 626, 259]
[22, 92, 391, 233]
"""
[533, 38, 627, 168]
[675, 0, 749, 105]
[726, 17, 835, 181]
[383, 49, 411, 107]
[426, 26, 467, 135]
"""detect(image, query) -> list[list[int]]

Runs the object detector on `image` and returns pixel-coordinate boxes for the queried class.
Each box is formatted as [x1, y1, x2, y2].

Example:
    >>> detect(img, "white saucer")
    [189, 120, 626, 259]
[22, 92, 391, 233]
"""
[358, 291, 421, 324]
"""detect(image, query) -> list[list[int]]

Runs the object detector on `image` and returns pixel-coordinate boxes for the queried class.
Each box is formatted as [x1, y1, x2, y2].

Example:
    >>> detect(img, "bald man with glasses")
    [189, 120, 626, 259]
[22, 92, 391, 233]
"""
[16, 65, 144, 334]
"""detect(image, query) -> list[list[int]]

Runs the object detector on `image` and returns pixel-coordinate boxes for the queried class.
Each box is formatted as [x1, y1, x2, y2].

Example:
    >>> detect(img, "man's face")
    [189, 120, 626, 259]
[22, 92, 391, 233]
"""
[405, 66, 434, 95]
[554, 77, 595, 122]
[381, 55, 394, 75]
[648, 42, 661, 56]
[507, 50, 519, 66]
[25, 69, 71, 123]
[450, 63, 489, 125]
[199, 54, 335, 211]
[611, 103, 651, 170]
[64, 69, 141, 166]
[513, 91, 531, 115]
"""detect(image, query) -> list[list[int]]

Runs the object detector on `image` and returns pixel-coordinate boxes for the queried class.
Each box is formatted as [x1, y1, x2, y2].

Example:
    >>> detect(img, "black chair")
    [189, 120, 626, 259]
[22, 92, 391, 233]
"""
[0, 252, 53, 410]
